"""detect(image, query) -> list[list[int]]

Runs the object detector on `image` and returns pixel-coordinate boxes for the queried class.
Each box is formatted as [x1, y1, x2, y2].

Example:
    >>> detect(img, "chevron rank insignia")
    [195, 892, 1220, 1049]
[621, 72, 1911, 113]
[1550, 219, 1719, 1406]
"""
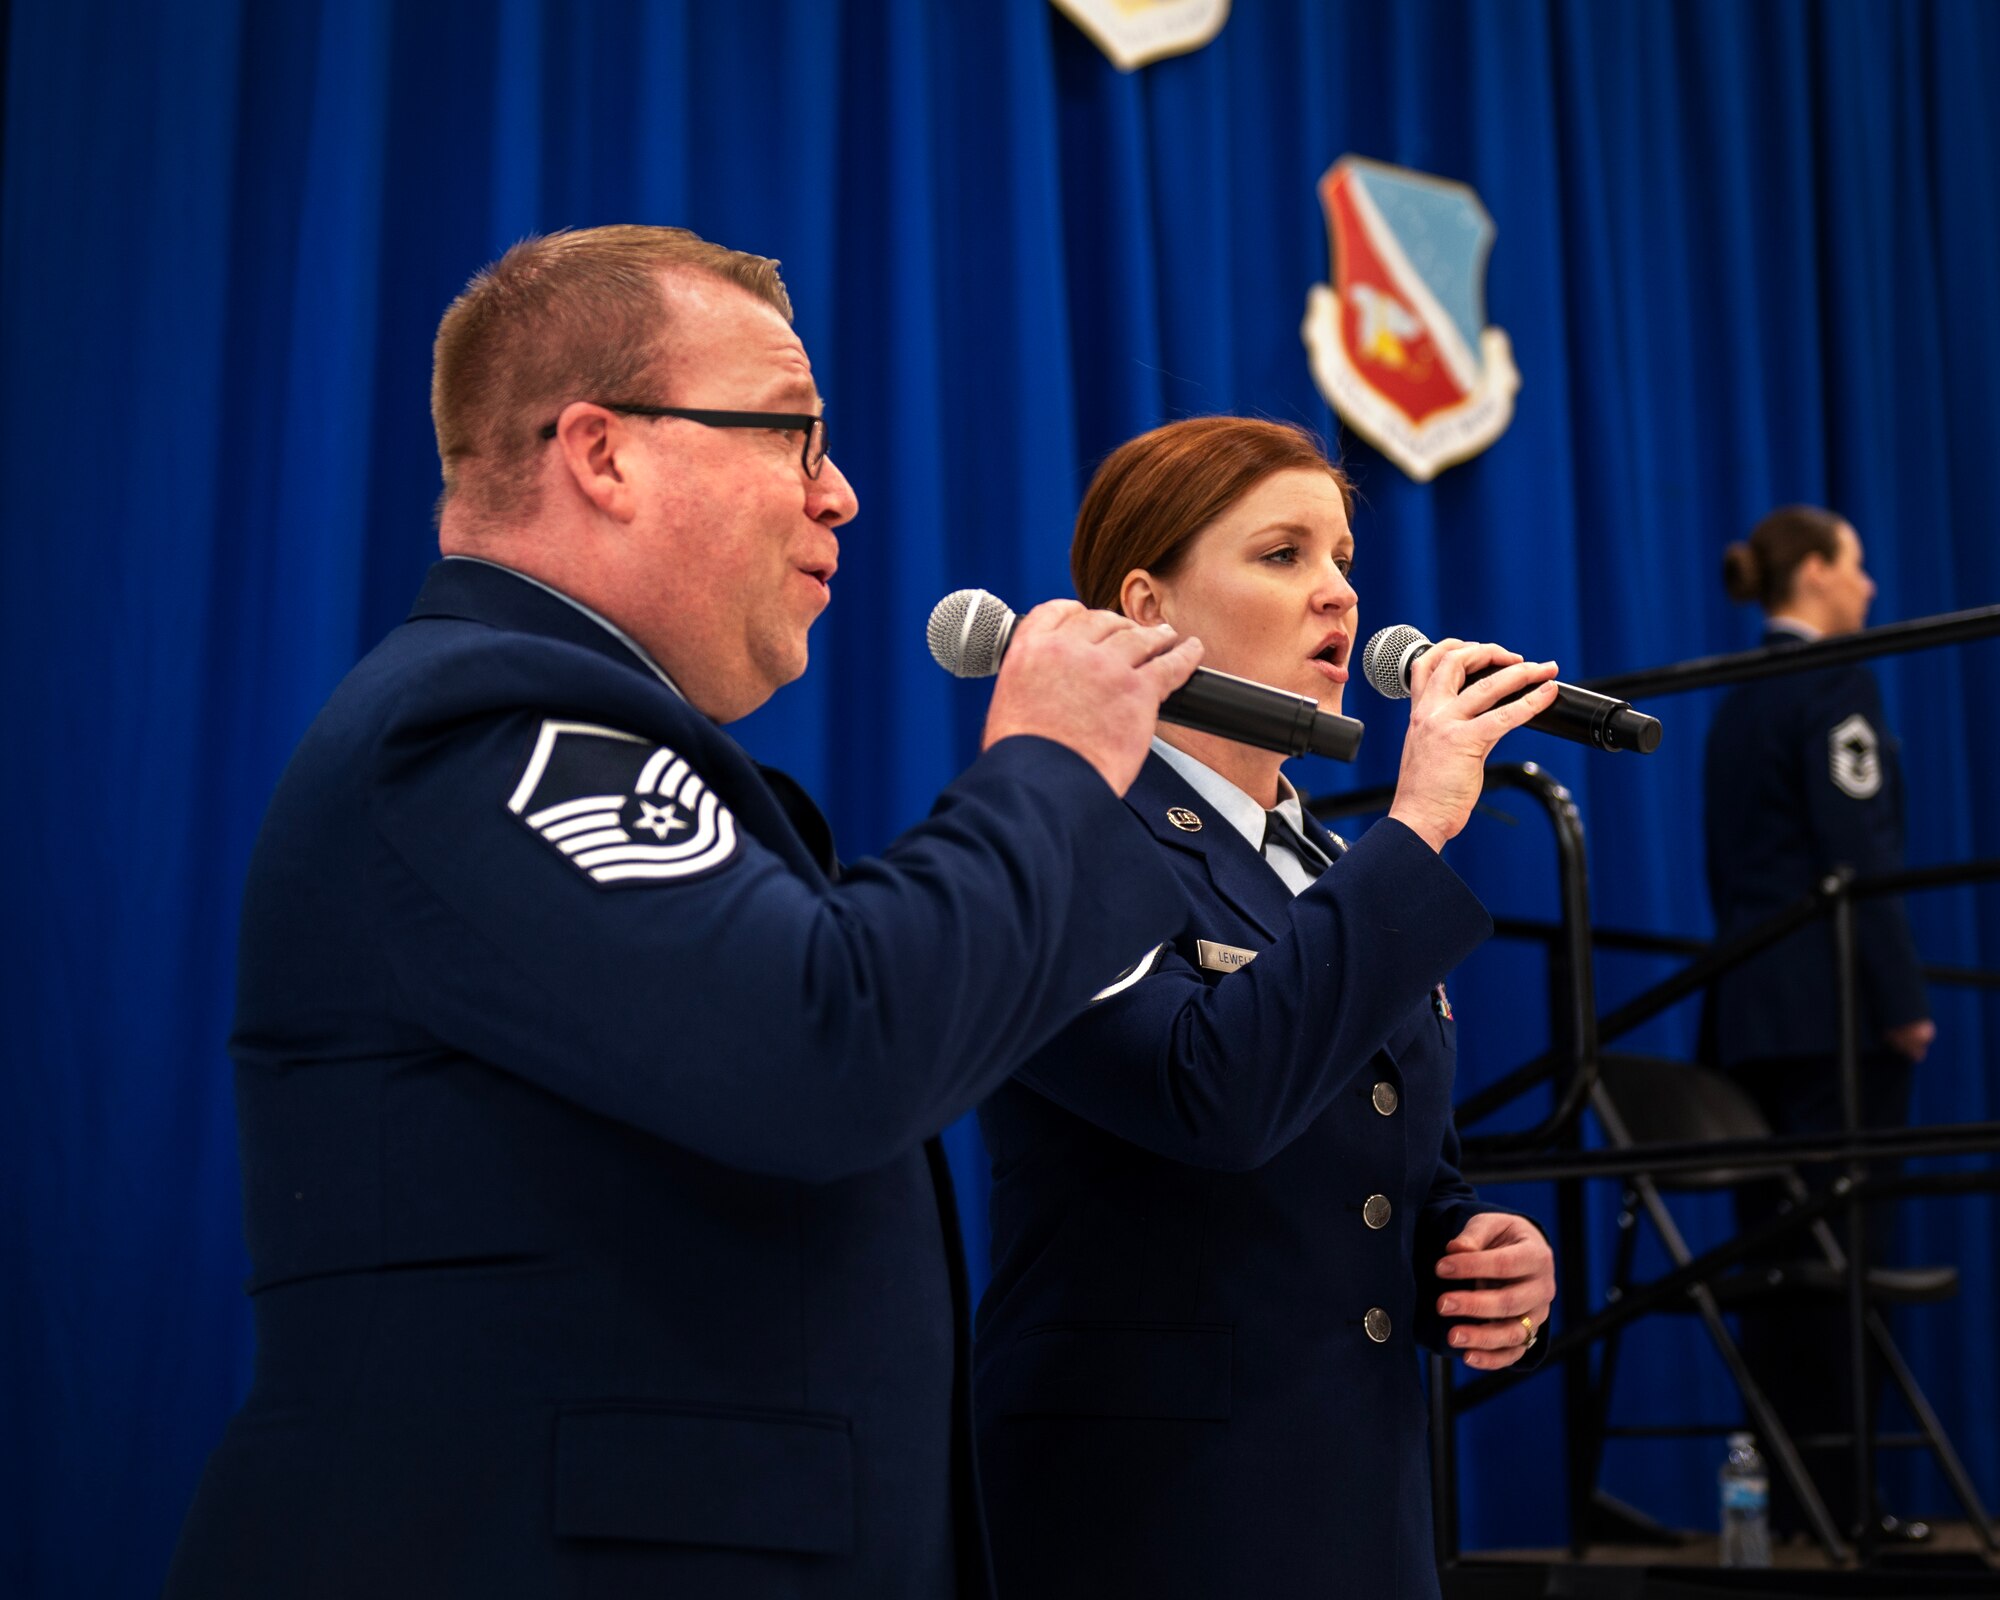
[1828, 713, 1882, 800]
[507, 719, 740, 886]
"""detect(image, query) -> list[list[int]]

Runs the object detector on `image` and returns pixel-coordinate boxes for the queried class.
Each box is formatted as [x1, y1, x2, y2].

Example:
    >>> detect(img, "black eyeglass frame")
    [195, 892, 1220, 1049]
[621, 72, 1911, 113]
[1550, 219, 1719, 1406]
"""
[539, 402, 829, 479]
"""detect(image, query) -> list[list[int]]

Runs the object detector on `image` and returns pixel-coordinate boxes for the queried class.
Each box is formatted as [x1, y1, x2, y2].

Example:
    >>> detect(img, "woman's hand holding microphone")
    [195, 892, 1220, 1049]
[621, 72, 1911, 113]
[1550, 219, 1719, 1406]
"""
[1387, 641, 1560, 852]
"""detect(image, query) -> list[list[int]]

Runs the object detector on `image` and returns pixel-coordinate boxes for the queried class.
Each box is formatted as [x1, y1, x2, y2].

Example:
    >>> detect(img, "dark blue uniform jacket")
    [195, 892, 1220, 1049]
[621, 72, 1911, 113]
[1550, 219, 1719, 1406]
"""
[974, 753, 1537, 1600]
[1704, 630, 1926, 1065]
[165, 559, 1184, 1599]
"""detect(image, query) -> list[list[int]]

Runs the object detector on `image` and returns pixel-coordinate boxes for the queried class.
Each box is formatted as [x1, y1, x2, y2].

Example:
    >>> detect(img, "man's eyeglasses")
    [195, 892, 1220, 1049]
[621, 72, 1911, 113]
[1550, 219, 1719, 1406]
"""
[539, 402, 830, 479]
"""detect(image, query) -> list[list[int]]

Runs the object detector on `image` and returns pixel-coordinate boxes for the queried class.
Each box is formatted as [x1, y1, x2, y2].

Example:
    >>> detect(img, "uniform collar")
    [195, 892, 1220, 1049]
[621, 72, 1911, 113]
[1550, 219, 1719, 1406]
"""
[421, 556, 687, 698]
[1147, 737, 1324, 865]
[1152, 736, 1336, 876]
[1127, 748, 1295, 940]
[1764, 616, 1821, 645]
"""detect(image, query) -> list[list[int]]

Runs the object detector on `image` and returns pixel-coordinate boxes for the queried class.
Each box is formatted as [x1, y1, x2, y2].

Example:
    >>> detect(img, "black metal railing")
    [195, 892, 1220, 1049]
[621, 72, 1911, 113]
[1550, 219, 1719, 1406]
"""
[1580, 602, 2000, 701]
[1307, 604, 2000, 1571]
[1311, 762, 1599, 1155]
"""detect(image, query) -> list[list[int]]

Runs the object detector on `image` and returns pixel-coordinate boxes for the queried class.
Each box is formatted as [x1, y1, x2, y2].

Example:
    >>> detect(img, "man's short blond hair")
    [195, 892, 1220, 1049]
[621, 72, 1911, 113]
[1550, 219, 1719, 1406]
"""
[431, 225, 793, 523]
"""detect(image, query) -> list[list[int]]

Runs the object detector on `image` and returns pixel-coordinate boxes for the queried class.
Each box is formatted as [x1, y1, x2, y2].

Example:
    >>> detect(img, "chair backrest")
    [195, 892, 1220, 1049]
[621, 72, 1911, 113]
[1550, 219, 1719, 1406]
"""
[1596, 1053, 1774, 1190]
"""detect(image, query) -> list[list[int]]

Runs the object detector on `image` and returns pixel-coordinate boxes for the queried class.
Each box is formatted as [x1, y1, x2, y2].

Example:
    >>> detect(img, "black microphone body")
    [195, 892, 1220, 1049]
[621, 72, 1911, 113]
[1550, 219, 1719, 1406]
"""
[928, 590, 1365, 762]
[1156, 663, 1364, 762]
[1363, 625, 1662, 755]
[1461, 660, 1661, 752]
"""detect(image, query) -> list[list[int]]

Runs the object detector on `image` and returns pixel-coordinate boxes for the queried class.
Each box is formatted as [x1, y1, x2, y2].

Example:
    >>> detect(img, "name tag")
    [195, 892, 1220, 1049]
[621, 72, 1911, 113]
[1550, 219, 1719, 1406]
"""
[1197, 939, 1258, 973]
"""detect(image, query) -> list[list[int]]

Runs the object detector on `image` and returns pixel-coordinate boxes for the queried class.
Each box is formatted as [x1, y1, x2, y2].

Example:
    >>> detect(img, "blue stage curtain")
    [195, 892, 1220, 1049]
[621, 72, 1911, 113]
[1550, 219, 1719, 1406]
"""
[5, 2, 1997, 1591]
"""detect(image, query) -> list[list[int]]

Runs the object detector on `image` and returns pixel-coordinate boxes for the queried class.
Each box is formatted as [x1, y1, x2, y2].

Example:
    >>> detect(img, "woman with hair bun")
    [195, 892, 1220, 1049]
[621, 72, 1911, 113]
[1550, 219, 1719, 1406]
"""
[973, 415, 1557, 1599]
[1704, 506, 1932, 1540]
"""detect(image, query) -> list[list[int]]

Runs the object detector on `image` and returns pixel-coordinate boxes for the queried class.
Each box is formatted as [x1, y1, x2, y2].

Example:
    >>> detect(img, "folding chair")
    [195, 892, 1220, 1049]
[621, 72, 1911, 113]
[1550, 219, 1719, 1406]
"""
[1570, 1052, 1991, 1561]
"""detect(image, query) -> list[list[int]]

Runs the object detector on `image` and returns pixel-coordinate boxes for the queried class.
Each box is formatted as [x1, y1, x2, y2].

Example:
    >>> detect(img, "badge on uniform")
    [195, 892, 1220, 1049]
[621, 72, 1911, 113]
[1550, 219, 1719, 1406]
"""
[507, 719, 741, 887]
[1828, 713, 1883, 800]
[1432, 983, 1454, 1020]
[1197, 939, 1258, 973]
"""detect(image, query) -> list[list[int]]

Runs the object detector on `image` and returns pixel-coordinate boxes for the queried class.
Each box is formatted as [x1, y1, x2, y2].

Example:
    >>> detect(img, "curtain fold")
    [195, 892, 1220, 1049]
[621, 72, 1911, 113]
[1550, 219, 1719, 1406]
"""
[6, 2, 1997, 1591]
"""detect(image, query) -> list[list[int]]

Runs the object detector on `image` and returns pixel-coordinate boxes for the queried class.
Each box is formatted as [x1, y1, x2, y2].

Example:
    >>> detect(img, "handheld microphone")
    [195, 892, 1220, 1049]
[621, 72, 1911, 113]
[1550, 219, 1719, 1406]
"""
[927, 589, 1365, 762]
[1361, 624, 1662, 754]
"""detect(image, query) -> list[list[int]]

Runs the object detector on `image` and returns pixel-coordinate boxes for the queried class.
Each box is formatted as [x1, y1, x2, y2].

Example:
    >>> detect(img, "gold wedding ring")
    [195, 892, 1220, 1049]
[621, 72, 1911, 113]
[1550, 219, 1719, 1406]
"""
[1520, 1314, 1537, 1349]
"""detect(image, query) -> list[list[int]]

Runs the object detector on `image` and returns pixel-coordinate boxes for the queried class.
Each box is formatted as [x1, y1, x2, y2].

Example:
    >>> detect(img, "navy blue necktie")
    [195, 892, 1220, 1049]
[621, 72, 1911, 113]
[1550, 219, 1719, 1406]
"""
[1262, 808, 1331, 880]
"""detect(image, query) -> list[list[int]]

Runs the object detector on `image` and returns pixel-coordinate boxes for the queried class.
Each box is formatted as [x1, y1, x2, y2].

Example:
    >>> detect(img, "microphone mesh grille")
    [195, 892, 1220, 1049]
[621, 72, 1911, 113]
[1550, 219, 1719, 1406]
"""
[926, 589, 1013, 678]
[1361, 624, 1431, 700]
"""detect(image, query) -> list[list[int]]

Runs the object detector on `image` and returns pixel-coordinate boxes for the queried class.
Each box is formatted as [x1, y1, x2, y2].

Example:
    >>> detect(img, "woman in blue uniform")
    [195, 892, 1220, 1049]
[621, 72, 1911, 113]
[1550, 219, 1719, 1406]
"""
[1704, 505, 1931, 1539]
[973, 416, 1558, 1600]
[1706, 506, 1931, 1084]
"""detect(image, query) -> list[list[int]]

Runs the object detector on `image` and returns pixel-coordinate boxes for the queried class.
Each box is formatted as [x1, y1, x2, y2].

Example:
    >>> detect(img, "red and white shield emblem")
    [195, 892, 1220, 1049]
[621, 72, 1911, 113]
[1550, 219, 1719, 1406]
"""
[1302, 156, 1519, 483]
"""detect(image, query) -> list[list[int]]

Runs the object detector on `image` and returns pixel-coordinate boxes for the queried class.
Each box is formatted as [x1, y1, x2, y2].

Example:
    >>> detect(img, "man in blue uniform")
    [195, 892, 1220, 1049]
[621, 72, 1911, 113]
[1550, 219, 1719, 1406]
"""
[164, 225, 1203, 1598]
[1704, 504, 1931, 1538]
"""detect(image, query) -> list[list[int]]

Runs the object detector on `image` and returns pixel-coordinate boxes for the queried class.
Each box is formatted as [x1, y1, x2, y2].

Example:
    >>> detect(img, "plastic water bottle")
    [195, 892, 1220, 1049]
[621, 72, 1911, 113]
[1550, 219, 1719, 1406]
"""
[1719, 1431, 1773, 1568]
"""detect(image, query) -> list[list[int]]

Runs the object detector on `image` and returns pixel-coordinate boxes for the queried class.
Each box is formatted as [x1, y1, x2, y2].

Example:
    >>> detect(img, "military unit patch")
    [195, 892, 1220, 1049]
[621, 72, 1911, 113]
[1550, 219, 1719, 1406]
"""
[1049, 0, 1230, 72]
[1302, 156, 1519, 484]
[507, 719, 740, 886]
[1828, 713, 1883, 800]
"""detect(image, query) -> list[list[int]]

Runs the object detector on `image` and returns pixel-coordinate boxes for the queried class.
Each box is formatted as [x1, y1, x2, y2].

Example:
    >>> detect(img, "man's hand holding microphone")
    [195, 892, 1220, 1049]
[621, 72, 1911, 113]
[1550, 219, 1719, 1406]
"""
[980, 602, 1205, 796]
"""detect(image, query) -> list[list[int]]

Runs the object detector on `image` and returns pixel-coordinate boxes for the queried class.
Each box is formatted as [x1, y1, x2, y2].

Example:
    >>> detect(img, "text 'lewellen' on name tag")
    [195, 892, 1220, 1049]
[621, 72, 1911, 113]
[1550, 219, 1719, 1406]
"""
[1197, 939, 1258, 972]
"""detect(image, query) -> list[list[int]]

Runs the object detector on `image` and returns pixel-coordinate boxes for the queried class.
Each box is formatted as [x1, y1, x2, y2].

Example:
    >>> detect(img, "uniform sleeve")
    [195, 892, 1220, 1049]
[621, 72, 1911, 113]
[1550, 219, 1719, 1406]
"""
[1406, 1133, 1551, 1370]
[368, 716, 1185, 1184]
[1410, 1122, 1482, 1354]
[1800, 670, 1928, 1032]
[1010, 818, 1493, 1171]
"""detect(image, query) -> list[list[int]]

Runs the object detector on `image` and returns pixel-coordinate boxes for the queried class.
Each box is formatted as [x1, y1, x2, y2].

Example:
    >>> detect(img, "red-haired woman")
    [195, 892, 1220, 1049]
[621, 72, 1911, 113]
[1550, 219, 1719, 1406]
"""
[973, 416, 1557, 1599]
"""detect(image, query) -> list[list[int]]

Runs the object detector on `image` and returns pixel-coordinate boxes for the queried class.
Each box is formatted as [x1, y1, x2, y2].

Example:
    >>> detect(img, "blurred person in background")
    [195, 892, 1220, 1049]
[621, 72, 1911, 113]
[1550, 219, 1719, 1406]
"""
[1706, 503, 1932, 1543]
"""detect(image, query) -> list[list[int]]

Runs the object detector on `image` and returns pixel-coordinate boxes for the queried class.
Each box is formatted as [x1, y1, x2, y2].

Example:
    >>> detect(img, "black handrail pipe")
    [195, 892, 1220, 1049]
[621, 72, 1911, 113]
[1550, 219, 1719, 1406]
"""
[1448, 1165, 2000, 1414]
[1453, 859, 2000, 1132]
[1310, 762, 1601, 1154]
[1464, 1118, 2000, 1187]
[1494, 916, 2000, 992]
[1582, 602, 2000, 701]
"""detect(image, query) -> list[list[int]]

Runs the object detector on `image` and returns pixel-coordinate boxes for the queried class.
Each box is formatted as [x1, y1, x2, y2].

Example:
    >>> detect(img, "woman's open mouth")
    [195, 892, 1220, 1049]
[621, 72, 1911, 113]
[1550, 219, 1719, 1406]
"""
[1310, 636, 1349, 684]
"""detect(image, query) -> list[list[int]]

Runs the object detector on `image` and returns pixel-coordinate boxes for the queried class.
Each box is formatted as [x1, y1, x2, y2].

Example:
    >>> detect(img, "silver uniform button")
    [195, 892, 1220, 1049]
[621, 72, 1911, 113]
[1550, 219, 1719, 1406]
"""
[1362, 1193, 1392, 1230]
[1371, 1081, 1399, 1116]
[1364, 1307, 1392, 1343]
